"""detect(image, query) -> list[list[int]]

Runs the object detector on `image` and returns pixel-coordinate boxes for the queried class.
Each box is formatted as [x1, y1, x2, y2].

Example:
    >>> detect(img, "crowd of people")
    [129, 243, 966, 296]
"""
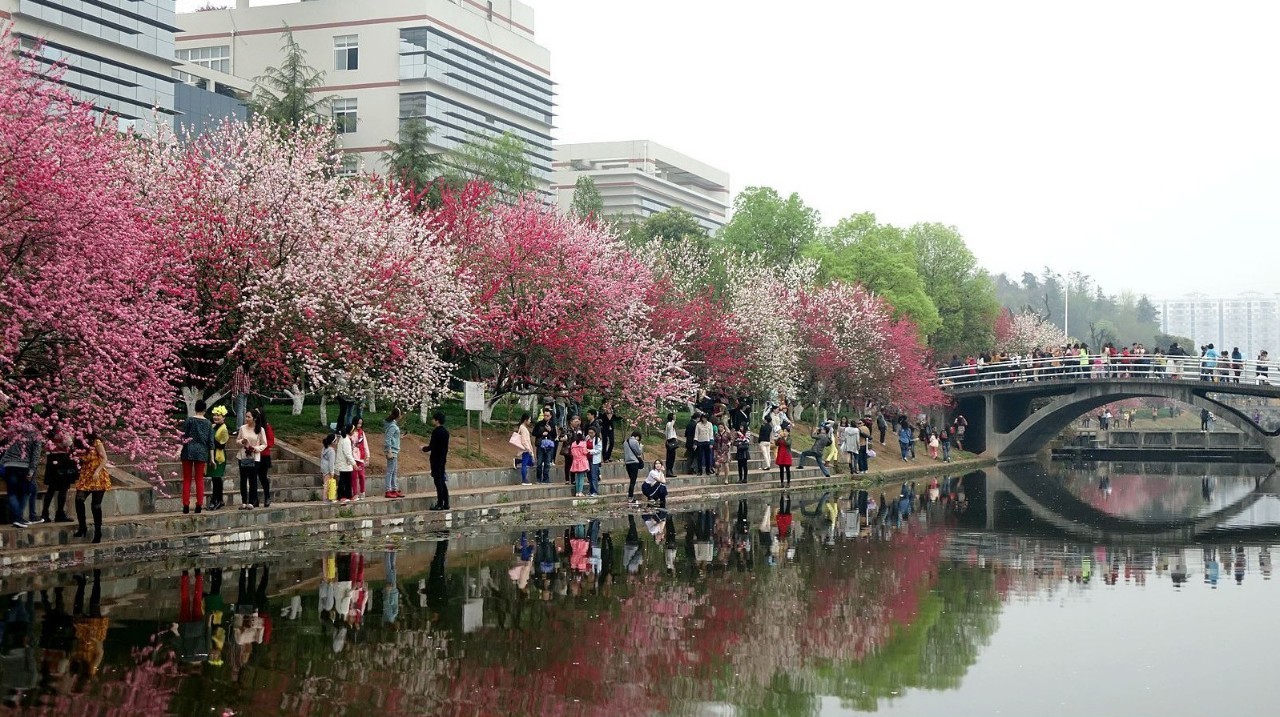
[940, 342, 1273, 385]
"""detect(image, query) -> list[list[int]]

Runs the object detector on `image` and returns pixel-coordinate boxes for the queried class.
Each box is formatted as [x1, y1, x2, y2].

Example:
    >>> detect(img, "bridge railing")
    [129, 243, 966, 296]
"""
[937, 353, 1276, 390]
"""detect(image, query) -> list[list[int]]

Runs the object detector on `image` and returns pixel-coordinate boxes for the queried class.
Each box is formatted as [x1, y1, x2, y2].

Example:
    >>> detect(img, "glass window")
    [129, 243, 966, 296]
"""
[334, 35, 358, 71]
[176, 45, 230, 74]
[338, 154, 360, 177]
[333, 98, 358, 134]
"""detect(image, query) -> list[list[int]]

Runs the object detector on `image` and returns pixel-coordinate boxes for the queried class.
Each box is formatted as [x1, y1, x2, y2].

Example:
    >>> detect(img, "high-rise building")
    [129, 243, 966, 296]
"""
[0, 0, 180, 134]
[552, 140, 731, 232]
[1158, 293, 1280, 359]
[175, 0, 553, 186]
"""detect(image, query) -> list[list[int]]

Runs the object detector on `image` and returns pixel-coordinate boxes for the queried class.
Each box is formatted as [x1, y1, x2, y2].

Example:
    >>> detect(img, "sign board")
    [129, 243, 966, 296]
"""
[463, 381, 485, 412]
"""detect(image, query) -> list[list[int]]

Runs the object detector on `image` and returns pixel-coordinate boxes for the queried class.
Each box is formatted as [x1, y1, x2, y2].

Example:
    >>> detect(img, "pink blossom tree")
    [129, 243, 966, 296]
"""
[994, 309, 1069, 355]
[432, 190, 696, 421]
[0, 31, 193, 457]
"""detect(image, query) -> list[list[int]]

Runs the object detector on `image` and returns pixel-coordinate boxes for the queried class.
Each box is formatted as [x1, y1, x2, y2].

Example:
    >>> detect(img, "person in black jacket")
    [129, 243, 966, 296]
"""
[420, 412, 450, 510]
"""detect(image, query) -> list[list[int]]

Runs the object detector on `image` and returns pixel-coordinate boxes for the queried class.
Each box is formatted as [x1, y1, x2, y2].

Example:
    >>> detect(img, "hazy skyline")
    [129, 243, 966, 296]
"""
[177, 0, 1280, 298]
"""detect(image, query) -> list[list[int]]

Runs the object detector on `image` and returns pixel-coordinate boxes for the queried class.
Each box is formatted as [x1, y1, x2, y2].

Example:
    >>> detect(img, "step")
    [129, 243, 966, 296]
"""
[122, 458, 309, 479]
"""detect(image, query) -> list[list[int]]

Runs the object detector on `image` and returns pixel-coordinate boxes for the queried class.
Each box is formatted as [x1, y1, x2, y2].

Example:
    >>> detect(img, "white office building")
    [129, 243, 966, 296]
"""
[0, 0, 180, 134]
[175, 0, 554, 185]
[1159, 293, 1280, 359]
[552, 140, 731, 232]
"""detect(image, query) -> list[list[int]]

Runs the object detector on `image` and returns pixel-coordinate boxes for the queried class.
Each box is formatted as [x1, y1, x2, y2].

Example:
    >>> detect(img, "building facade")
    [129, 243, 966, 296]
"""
[176, 0, 553, 184]
[1159, 293, 1280, 359]
[552, 140, 731, 232]
[0, 0, 180, 134]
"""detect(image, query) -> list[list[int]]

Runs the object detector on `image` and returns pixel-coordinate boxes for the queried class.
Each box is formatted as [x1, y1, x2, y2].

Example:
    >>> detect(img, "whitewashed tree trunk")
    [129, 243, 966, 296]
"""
[318, 393, 329, 428]
[518, 393, 537, 413]
[181, 386, 225, 417]
[366, 390, 377, 414]
[480, 394, 499, 424]
[792, 401, 806, 424]
[419, 396, 430, 424]
[284, 383, 306, 415]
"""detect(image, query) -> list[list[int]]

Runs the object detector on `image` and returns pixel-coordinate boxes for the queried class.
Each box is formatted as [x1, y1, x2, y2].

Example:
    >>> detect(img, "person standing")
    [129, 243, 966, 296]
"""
[586, 427, 603, 497]
[898, 422, 914, 461]
[179, 400, 215, 515]
[858, 419, 872, 473]
[208, 406, 230, 510]
[532, 408, 557, 485]
[349, 416, 367, 501]
[514, 412, 534, 486]
[235, 411, 267, 509]
[663, 413, 679, 477]
[41, 436, 77, 523]
[841, 419, 859, 475]
[335, 425, 356, 504]
[758, 407, 774, 471]
[693, 414, 715, 476]
[254, 409, 275, 508]
[775, 427, 793, 488]
[1258, 350, 1270, 385]
[2, 427, 43, 528]
[715, 419, 733, 483]
[876, 412, 888, 445]
[384, 407, 403, 498]
[623, 431, 645, 505]
[1200, 408, 1212, 432]
[599, 402, 616, 463]
[420, 412, 450, 511]
[72, 434, 111, 543]
[733, 428, 752, 484]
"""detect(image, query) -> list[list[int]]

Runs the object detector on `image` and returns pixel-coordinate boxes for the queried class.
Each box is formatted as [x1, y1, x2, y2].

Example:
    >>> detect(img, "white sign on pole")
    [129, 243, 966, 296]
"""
[463, 381, 485, 412]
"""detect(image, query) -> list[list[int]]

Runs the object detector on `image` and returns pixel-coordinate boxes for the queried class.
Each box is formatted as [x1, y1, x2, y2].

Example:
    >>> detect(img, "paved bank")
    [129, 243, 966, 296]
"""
[0, 453, 993, 574]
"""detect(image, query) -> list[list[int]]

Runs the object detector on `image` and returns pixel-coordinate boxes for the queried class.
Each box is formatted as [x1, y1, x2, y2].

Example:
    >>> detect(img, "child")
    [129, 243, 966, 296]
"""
[733, 429, 751, 484]
[320, 434, 337, 504]
[928, 431, 940, 460]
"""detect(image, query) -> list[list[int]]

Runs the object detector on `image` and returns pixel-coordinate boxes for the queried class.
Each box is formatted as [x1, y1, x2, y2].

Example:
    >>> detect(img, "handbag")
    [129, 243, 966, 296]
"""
[238, 457, 257, 470]
[508, 432, 524, 450]
[665, 438, 678, 450]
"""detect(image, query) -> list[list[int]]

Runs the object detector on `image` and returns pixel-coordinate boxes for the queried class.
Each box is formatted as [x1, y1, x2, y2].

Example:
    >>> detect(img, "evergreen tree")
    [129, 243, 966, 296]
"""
[382, 117, 438, 190]
[569, 175, 604, 221]
[250, 29, 334, 129]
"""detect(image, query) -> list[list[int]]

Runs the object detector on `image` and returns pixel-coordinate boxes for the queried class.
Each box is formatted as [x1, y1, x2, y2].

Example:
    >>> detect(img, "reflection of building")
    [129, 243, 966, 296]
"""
[1158, 293, 1280, 359]
[176, 0, 553, 184]
[552, 140, 730, 232]
[0, 0, 180, 134]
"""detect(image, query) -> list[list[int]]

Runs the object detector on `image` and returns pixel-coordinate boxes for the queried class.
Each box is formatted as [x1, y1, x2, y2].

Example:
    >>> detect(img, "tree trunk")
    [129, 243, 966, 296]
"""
[518, 393, 537, 413]
[284, 383, 306, 415]
[318, 393, 329, 428]
[792, 401, 806, 424]
[366, 390, 377, 414]
[420, 396, 430, 424]
[181, 386, 225, 417]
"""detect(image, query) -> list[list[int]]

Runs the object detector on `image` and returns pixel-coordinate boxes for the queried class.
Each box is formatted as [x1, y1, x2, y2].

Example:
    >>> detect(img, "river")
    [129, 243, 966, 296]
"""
[0, 459, 1276, 716]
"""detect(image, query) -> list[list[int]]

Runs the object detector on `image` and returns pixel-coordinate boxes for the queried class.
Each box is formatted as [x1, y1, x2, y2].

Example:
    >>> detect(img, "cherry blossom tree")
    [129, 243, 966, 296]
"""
[432, 190, 696, 420]
[719, 255, 814, 404]
[994, 309, 1069, 355]
[798, 282, 946, 415]
[0, 31, 193, 457]
[129, 118, 465, 415]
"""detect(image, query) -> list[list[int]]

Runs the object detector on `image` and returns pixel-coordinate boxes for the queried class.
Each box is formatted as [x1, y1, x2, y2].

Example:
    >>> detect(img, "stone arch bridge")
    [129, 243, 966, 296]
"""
[943, 374, 1280, 463]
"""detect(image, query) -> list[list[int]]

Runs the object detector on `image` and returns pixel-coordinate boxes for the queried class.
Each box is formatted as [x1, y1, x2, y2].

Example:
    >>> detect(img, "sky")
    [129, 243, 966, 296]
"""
[177, 1, 1280, 298]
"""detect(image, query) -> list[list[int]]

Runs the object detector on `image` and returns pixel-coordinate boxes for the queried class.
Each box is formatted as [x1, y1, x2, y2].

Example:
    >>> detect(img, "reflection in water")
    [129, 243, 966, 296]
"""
[0, 463, 1278, 716]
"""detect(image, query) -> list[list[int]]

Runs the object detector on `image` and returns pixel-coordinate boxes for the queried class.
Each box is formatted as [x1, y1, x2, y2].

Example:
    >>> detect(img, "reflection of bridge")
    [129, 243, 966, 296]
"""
[978, 462, 1280, 544]
[939, 358, 1280, 462]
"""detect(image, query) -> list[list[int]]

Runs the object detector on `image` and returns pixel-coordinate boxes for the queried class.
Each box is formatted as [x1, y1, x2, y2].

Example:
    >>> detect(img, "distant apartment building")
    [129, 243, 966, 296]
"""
[0, 0, 180, 134]
[552, 140, 731, 232]
[1159, 293, 1280, 359]
[175, 0, 554, 185]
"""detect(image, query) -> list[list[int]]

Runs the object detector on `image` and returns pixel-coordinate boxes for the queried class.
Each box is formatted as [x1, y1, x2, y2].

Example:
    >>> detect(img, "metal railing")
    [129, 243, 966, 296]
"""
[937, 353, 1276, 390]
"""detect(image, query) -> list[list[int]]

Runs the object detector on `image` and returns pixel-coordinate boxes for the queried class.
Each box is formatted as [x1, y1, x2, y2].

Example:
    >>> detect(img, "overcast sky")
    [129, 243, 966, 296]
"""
[178, 1, 1280, 298]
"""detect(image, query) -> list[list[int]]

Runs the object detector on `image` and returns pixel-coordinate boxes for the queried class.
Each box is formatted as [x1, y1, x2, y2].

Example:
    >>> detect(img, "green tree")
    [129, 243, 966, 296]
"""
[802, 212, 941, 336]
[622, 207, 709, 247]
[250, 29, 334, 129]
[908, 222, 1000, 355]
[1135, 295, 1158, 325]
[569, 175, 604, 221]
[445, 132, 537, 202]
[718, 186, 820, 268]
[381, 116, 438, 190]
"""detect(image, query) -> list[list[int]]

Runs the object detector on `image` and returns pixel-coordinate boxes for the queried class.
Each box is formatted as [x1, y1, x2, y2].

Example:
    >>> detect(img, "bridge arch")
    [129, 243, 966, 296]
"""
[948, 379, 1280, 462]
